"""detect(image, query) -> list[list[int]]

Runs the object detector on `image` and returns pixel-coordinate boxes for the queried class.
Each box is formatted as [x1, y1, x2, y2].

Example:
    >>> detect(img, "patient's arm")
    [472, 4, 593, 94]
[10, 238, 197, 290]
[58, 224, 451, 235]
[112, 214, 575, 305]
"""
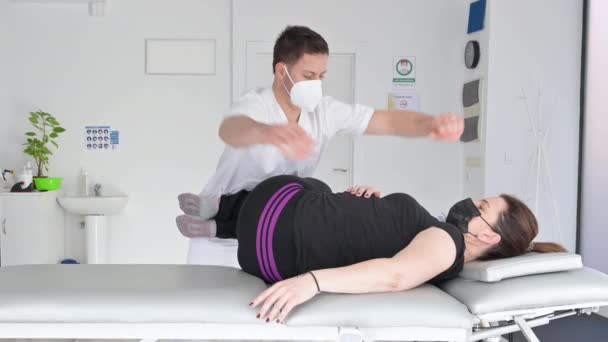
[251, 227, 456, 323]
[315, 227, 456, 293]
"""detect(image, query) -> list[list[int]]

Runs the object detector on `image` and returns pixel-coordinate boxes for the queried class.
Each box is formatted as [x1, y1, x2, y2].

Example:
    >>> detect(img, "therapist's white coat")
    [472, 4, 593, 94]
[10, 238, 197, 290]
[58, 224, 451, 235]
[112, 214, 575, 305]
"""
[188, 87, 373, 266]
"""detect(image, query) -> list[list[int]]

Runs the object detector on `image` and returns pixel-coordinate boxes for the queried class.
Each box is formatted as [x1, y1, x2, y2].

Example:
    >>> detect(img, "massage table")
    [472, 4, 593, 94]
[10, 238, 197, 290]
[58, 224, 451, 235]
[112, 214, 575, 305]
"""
[0, 253, 606, 342]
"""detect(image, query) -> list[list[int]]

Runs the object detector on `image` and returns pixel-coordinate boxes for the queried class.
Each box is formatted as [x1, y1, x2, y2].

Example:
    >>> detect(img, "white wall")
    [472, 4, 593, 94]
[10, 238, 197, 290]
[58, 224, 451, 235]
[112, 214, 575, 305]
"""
[0, 2, 8, 166]
[1, 0, 232, 263]
[233, 0, 465, 215]
[0, 0, 584, 263]
[581, 0, 608, 273]
[483, 0, 583, 251]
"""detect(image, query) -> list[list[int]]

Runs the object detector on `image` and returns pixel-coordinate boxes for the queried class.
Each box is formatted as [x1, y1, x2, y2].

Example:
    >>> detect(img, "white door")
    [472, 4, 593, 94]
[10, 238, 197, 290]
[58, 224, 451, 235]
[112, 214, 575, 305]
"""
[312, 54, 355, 192]
[244, 43, 356, 192]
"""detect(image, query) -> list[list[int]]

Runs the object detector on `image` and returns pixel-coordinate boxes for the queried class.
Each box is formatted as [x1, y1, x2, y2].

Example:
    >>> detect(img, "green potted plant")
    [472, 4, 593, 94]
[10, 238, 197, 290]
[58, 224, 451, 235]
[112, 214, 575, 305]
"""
[23, 110, 66, 191]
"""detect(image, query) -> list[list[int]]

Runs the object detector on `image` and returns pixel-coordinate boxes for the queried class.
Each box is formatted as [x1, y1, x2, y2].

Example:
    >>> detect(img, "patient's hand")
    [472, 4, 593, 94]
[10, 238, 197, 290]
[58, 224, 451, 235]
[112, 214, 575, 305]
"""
[250, 273, 319, 324]
[347, 185, 381, 198]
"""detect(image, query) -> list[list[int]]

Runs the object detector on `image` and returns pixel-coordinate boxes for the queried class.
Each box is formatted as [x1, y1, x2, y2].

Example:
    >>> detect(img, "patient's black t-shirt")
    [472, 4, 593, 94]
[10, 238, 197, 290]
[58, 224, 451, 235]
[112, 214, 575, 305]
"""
[292, 191, 465, 284]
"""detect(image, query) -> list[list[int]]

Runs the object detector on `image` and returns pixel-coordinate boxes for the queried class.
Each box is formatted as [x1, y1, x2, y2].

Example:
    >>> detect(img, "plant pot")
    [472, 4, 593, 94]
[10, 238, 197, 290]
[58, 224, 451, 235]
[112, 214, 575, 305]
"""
[34, 177, 63, 191]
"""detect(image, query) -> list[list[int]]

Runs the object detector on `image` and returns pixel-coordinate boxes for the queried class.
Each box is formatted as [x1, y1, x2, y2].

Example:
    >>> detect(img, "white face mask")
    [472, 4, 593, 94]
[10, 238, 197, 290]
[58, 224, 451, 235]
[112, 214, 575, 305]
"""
[282, 65, 323, 112]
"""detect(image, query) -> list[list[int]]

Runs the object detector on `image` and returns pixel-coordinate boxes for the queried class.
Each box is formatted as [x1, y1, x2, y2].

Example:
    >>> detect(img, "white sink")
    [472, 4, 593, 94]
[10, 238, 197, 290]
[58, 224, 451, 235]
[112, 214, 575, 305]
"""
[57, 195, 128, 264]
[57, 196, 128, 216]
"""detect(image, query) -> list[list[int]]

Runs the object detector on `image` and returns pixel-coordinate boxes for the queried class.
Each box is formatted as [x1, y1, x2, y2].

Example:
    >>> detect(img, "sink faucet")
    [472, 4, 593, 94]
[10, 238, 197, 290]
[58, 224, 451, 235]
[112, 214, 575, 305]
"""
[94, 183, 102, 197]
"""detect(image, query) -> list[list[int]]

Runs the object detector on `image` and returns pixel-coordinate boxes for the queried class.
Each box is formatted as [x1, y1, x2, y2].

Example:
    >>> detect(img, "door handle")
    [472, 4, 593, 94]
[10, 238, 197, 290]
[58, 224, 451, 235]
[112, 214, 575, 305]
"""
[2, 218, 6, 235]
[332, 168, 348, 173]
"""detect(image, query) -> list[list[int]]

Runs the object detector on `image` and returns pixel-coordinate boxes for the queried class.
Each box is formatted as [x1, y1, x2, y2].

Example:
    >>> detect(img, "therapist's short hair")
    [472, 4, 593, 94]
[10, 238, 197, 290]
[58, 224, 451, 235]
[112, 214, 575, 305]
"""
[272, 26, 329, 73]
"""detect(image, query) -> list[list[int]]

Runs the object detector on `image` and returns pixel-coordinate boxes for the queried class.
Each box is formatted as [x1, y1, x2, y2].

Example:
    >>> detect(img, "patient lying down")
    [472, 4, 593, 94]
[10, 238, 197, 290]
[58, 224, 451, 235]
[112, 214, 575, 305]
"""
[179, 175, 566, 323]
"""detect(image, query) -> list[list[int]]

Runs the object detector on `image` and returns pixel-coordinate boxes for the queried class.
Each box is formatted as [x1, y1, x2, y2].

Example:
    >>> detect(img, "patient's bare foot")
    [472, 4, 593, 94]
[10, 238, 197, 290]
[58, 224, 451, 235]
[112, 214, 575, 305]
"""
[176, 215, 217, 238]
[178, 193, 220, 219]
[178, 193, 200, 216]
[199, 195, 220, 220]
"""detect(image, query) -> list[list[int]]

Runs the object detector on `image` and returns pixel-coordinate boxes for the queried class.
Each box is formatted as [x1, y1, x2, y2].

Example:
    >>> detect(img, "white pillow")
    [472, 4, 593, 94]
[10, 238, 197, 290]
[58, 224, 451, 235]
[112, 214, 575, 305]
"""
[459, 252, 583, 282]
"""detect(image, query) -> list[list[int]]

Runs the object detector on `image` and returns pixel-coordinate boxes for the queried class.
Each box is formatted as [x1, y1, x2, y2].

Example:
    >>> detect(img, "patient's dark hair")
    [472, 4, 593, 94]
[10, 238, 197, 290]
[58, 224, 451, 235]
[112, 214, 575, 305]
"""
[272, 26, 329, 73]
[480, 194, 567, 260]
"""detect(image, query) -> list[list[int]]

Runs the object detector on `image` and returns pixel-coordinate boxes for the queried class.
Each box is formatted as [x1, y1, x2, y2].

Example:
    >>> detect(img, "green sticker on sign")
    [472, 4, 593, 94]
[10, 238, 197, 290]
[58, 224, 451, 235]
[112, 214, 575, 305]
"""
[392, 56, 416, 90]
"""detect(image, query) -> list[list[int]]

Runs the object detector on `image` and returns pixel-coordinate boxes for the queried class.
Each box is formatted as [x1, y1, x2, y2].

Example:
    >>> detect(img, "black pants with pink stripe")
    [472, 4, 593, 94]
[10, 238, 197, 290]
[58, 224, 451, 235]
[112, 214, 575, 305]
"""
[213, 175, 331, 283]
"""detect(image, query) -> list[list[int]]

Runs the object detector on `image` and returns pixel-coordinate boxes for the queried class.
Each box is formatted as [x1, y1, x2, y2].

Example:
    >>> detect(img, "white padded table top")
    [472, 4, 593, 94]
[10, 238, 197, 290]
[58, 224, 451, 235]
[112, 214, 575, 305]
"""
[0, 264, 472, 331]
[442, 267, 608, 315]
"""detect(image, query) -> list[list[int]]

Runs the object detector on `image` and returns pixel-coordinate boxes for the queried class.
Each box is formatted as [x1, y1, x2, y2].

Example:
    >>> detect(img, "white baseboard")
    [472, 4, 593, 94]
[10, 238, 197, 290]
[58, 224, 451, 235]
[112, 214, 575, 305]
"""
[598, 307, 608, 319]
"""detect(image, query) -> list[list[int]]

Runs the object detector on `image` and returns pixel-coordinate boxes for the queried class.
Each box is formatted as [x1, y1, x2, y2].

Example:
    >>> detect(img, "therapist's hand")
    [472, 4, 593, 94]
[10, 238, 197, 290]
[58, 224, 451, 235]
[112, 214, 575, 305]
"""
[429, 113, 464, 142]
[262, 123, 315, 160]
[250, 273, 319, 324]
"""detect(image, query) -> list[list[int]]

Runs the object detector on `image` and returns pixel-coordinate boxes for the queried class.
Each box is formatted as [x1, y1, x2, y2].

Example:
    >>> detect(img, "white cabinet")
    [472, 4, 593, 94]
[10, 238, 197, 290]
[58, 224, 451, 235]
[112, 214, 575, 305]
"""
[0, 191, 65, 266]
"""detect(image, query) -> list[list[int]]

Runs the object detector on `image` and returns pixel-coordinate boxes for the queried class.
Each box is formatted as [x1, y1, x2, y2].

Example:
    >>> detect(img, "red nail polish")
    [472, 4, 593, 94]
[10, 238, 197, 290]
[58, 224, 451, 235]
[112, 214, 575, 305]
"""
[256, 314, 260, 319]
[266, 318, 270, 323]
[249, 302, 253, 306]
[276, 319, 280, 323]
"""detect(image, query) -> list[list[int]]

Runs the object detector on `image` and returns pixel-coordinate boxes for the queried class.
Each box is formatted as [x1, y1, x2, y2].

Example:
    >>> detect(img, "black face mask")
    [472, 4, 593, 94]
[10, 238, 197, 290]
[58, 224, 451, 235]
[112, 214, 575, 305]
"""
[446, 198, 481, 234]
